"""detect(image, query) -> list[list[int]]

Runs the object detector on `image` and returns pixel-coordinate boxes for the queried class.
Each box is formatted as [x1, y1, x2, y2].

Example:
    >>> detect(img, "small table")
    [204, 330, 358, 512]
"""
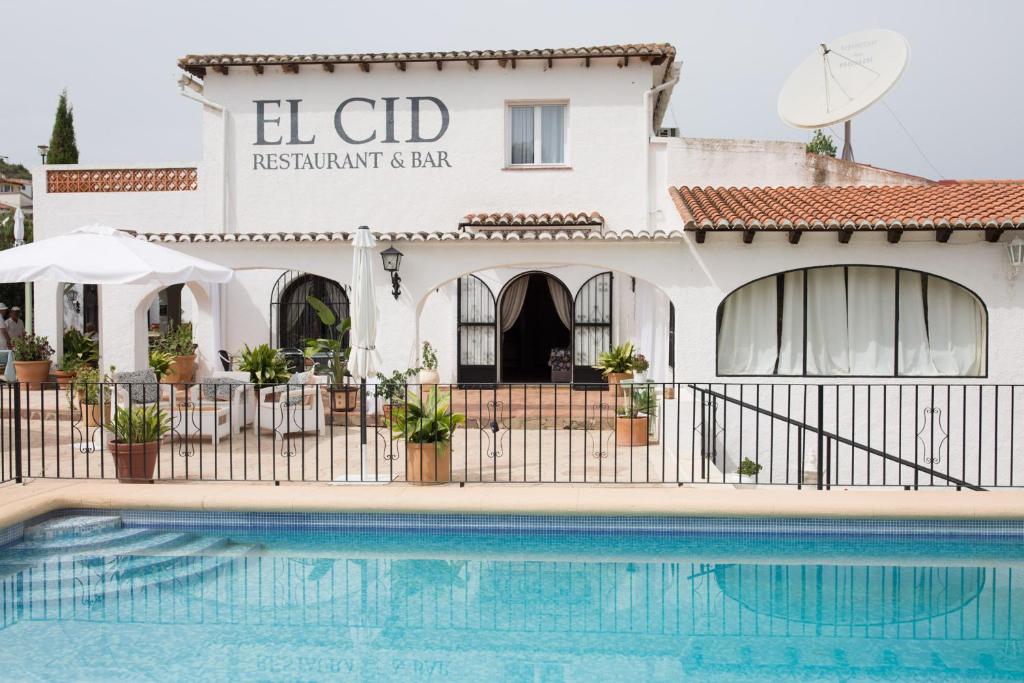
[171, 400, 232, 444]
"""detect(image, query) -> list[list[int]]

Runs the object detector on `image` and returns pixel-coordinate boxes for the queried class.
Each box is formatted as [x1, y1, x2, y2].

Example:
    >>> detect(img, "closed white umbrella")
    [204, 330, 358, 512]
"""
[347, 225, 381, 380]
[336, 225, 383, 483]
[0, 225, 232, 285]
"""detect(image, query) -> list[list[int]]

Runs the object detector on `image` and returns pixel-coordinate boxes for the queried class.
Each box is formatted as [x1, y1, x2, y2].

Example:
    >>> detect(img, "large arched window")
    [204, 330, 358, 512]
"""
[717, 266, 987, 377]
[270, 271, 349, 349]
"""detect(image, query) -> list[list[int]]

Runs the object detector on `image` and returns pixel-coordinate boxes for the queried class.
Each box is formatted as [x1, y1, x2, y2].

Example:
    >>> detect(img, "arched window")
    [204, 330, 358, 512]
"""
[717, 266, 987, 377]
[573, 272, 613, 383]
[270, 271, 349, 349]
[457, 275, 497, 384]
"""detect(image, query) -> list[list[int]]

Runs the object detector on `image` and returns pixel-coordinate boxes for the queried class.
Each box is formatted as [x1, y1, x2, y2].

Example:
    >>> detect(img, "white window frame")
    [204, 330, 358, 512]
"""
[504, 100, 570, 169]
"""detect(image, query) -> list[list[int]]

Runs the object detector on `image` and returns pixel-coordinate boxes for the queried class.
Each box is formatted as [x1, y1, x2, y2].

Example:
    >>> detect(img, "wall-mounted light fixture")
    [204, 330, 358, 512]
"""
[380, 244, 403, 299]
[1008, 237, 1024, 279]
[37, 145, 49, 164]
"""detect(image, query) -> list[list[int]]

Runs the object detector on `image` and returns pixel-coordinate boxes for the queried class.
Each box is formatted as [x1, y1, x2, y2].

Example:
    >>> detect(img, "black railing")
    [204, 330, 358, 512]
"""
[0, 380, 1021, 487]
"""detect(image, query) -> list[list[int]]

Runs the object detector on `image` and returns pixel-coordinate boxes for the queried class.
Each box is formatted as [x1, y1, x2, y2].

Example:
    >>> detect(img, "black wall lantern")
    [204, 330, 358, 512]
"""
[381, 244, 403, 299]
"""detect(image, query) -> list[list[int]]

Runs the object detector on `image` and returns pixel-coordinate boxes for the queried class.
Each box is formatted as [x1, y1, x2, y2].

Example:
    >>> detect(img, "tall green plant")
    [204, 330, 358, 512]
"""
[47, 89, 79, 164]
[60, 328, 98, 372]
[155, 322, 195, 357]
[149, 349, 173, 380]
[304, 295, 351, 384]
[386, 387, 465, 444]
[238, 344, 291, 386]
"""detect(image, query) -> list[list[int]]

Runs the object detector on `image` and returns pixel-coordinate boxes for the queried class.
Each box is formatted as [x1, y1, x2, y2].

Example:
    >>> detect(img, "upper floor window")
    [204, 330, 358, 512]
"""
[507, 103, 567, 167]
[0, 185, 12, 193]
[717, 266, 987, 377]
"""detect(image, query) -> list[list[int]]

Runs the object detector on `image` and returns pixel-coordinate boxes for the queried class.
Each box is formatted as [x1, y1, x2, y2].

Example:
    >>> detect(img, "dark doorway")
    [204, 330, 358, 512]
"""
[500, 273, 571, 383]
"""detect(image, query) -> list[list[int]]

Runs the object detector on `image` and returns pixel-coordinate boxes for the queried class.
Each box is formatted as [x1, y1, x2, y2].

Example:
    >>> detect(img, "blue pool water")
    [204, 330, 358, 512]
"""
[0, 512, 1022, 682]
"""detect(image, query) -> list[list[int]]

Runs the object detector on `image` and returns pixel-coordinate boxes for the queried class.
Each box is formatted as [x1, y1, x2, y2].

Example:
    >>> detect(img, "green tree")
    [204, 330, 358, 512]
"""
[0, 159, 31, 180]
[46, 89, 79, 164]
[805, 129, 837, 157]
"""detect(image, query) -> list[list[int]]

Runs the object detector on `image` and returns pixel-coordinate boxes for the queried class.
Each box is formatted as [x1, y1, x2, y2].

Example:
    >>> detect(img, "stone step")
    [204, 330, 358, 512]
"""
[5, 527, 161, 558]
[24, 515, 123, 541]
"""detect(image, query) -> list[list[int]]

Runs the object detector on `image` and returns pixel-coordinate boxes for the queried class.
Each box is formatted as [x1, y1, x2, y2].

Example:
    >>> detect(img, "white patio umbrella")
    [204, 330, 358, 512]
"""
[347, 225, 381, 381]
[12, 209, 30, 334]
[336, 225, 383, 483]
[0, 224, 232, 285]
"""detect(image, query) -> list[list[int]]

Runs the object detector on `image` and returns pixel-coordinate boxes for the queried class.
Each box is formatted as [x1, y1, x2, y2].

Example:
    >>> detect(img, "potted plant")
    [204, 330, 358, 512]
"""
[615, 385, 657, 447]
[737, 457, 763, 484]
[54, 329, 98, 386]
[149, 349, 173, 381]
[418, 341, 439, 385]
[304, 295, 356, 412]
[594, 341, 635, 388]
[238, 343, 291, 388]
[548, 348, 572, 383]
[73, 365, 113, 428]
[386, 387, 465, 484]
[375, 368, 419, 420]
[632, 353, 650, 383]
[12, 333, 54, 386]
[156, 322, 196, 383]
[106, 404, 169, 483]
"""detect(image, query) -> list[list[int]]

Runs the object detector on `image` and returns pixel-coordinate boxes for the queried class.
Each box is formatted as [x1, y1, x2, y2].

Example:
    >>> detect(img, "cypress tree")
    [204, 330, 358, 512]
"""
[47, 89, 79, 164]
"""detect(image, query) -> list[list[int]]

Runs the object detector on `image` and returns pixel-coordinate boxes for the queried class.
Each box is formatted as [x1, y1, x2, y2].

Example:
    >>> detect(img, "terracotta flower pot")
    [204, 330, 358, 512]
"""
[163, 354, 196, 384]
[381, 403, 393, 422]
[53, 369, 76, 388]
[14, 360, 51, 386]
[615, 416, 649, 447]
[78, 399, 110, 429]
[329, 386, 359, 412]
[606, 371, 633, 395]
[405, 441, 451, 484]
[110, 439, 160, 483]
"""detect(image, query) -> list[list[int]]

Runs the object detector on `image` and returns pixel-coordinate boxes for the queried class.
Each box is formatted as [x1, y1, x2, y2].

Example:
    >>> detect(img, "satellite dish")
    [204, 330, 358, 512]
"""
[778, 29, 910, 161]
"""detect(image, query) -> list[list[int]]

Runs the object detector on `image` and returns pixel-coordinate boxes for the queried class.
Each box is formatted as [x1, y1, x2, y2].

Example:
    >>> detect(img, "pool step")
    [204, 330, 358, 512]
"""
[19, 551, 255, 608]
[23, 515, 123, 541]
[5, 527, 162, 559]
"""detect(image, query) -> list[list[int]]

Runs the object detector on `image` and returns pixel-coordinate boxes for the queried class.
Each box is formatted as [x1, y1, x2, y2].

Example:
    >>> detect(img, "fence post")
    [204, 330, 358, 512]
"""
[13, 383, 22, 484]
[816, 384, 824, 491]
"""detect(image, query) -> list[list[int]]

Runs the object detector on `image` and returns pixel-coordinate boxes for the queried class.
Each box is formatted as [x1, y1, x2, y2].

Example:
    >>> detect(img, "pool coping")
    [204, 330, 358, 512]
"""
[1, 480, 1023, 534]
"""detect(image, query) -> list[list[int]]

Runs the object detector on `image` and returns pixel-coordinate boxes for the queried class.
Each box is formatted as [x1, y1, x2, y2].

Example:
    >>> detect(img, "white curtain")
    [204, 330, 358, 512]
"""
[510, 106, 534, 164]
[806, 267, 850, 375]
[927, 276, 986, 376]
[540, 105, 565, 164]
[777, 271, 804, 374]
[898, 271, 935, 375]
[634, 279, 671, 381]
[847, 267, 896, 375]
[500, 276, 530, 332]
[717, 276, 777, 375]
[547, 277, 572, 329]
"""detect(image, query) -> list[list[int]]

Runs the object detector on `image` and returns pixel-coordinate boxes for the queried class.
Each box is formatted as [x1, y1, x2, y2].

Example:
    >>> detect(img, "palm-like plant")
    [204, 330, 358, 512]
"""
[386, 387, 465, 444]
[106, 405, 170, 444]
[594, 341, 635, 376]
[149, 349, 173, 380]
[305, 295, 351, 385]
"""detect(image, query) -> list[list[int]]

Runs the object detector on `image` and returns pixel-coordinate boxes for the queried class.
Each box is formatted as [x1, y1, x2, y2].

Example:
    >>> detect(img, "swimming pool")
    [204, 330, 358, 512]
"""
[0, 511, 1021, 681]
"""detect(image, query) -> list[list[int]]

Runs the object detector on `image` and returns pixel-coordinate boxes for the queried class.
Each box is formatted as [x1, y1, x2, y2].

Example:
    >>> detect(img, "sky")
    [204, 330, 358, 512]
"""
[1, 0, 1021, 180]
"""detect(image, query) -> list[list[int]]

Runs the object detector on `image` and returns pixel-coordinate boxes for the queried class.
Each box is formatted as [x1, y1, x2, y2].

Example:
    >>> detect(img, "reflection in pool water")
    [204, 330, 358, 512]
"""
[0, 523, 1021, 681]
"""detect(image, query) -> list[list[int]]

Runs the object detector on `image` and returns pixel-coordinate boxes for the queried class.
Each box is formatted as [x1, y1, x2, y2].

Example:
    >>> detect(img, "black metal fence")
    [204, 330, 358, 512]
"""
[0, 380, 1021, 488]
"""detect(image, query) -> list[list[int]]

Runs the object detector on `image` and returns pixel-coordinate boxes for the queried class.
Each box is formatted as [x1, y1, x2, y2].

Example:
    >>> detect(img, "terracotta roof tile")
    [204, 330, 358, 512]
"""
[669, 182, 1024, 234]
[460, 212, 603, 229]
[135, 228, 681, 244]
[179, 44, 675, 77]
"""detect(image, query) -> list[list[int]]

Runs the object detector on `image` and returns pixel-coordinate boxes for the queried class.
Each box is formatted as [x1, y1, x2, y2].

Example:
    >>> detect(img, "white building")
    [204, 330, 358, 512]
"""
[27, 43, 1024, 484]
[0, 176, 32, 215]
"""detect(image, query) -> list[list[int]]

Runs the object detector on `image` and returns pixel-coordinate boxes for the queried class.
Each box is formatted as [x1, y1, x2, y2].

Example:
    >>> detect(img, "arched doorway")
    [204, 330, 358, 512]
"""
[271, 271, 349, 349]
[498, 272, 572, 383]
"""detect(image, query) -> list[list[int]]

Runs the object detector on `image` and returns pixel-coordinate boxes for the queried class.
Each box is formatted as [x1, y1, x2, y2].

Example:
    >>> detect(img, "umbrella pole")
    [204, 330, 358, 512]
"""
[359, 378, 368, 478]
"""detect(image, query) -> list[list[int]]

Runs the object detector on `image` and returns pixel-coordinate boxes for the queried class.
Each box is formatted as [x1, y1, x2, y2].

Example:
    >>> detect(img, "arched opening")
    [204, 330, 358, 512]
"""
[498, 272, 572, 383]
[717, 265, 988, 377]
[271, 271, 349, 350]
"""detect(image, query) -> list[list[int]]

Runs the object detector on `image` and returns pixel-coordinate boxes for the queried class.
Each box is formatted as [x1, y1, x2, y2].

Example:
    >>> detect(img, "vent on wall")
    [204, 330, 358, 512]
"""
[656, 127, 680, 138]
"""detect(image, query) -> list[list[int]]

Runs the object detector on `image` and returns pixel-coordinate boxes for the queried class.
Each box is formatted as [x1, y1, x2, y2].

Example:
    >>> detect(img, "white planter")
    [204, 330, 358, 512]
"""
[633, 371, 648, 383]
[418, 368, 440, 386]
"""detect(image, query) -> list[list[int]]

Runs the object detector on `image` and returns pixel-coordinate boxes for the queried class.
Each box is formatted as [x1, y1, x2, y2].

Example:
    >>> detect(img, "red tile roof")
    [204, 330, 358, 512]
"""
[670, 182, 1024, 235]
[460, 212, 603, 230]
[180, 44, 674, 77]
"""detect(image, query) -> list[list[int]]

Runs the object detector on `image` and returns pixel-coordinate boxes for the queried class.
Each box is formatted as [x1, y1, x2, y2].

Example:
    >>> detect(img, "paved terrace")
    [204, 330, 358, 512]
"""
[7, 384, 697, 484]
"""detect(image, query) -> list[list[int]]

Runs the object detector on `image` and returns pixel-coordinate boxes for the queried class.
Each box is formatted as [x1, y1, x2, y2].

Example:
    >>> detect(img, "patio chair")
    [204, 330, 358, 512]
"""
[111, 369, 174, 410]
[256, 371, 325, 441]
[187, 372, 253, 437]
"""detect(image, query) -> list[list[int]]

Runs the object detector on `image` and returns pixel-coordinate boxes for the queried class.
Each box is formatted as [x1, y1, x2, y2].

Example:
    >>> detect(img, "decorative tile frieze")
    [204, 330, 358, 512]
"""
[47, 168, 198, 193]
